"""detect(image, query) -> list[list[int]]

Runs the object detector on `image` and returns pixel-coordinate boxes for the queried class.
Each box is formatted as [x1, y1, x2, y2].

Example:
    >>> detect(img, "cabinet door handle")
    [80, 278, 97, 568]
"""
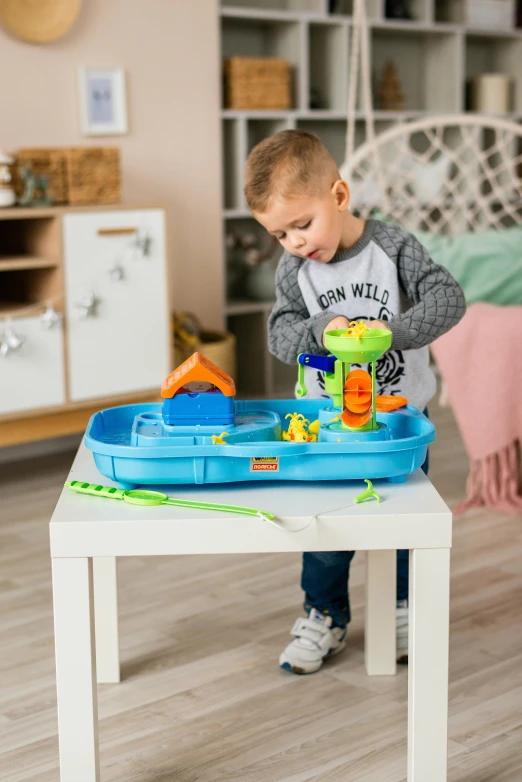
[97, 227, 137, 236]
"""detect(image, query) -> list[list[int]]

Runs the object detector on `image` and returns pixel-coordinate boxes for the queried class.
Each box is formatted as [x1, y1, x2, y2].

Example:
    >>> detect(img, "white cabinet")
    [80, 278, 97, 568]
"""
[63, 210, 170, 402]
[0, 315, 66, 414]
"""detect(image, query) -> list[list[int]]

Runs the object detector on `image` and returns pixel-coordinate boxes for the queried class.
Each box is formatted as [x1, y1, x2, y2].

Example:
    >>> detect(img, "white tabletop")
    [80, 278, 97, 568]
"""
[49, 442, 452, 557]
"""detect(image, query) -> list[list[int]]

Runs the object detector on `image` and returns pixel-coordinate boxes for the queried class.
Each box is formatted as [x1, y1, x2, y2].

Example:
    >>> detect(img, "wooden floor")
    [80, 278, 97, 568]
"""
[1, 399, 522, 781]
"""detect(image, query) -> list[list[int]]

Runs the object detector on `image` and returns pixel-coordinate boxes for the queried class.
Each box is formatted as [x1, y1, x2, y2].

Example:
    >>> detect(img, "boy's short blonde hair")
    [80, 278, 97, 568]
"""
[244, 129, 339, 213]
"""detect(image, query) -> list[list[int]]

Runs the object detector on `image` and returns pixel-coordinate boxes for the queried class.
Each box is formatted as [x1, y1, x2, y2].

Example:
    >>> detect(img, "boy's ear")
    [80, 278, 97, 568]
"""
[331, 179, 350, 211]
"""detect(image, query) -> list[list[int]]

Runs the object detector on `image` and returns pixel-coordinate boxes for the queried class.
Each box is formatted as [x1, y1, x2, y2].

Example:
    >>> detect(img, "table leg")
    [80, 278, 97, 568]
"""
[93, 556, 120, 683]
[408, 548, 450, 782]
[365, 550, 396, 675]
[52, 557, 100, 782]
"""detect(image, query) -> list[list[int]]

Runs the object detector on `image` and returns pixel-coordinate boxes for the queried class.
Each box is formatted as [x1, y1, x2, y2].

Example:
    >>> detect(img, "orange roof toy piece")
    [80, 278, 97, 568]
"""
[161, 352, 236, 399]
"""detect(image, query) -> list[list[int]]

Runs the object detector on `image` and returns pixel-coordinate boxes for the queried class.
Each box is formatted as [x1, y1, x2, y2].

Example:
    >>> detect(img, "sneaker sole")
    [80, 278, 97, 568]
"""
[279, 640, 346, 675]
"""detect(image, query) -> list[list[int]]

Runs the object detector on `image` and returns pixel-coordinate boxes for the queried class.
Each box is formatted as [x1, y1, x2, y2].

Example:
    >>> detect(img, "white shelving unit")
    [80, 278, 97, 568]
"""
[220, 0, 522, 396]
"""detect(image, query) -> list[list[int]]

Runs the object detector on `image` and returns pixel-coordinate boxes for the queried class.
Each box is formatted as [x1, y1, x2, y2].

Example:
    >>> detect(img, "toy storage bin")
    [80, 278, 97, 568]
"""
[223, 57, 291, 110]
[15, 147, 121, 205]
[173, 329, 236, 381]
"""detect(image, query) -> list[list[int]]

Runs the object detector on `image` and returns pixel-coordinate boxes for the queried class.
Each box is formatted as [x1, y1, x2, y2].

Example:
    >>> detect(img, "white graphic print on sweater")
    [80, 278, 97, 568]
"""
[296, 240, 436, 410]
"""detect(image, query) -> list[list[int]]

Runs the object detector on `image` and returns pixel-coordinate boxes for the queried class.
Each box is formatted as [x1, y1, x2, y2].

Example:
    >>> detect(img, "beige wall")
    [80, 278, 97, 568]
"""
[0, 0, 224, 328]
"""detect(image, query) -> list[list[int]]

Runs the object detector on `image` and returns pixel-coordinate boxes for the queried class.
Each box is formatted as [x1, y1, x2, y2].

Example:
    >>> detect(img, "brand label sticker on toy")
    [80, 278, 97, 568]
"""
[251, 457, 279, 472]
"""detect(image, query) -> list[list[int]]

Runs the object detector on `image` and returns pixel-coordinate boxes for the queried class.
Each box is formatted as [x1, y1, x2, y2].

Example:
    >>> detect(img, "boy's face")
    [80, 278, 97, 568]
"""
[253, 181, 349, 263]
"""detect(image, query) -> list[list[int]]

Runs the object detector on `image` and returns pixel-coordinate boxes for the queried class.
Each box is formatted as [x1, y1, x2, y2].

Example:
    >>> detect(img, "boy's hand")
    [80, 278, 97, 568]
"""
[366, 320, 390, 330]
[322, 317, 390, 346]
[322, 316, 350, 345]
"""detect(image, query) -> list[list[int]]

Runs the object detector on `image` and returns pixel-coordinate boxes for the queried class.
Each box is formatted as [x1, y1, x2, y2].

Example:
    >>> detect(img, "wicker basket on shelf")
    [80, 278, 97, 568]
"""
[172, 312, 236, 380]
[65, 147, 120, 205]
[14, 148, 68, 203]
[15, 147, 121, 205]
[223, 57, 291, 110]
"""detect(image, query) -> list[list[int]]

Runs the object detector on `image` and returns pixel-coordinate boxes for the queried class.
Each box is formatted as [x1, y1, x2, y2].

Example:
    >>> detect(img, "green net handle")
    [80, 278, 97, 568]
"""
[65, 481, 126, 500]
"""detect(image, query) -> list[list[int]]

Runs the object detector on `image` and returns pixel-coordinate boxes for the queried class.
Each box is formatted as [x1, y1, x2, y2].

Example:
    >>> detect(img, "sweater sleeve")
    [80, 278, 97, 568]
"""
[267, 252, 339, 364]
[373, 224, 466, 351]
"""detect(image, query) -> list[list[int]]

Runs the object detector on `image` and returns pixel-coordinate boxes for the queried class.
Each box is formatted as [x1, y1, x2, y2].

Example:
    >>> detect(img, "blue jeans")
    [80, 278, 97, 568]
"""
[302, 415, 430, 628]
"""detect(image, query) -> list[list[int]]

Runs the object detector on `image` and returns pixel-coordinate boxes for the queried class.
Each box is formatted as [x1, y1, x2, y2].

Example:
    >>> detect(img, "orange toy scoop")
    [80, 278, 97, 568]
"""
[341, 407, 372, 428]
[344, 369, 372, 412]
[375, 395, 408, 412]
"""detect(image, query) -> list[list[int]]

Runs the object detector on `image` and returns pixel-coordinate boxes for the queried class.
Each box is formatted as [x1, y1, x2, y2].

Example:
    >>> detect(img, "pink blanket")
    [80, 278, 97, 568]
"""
[431, 303, 522, 515]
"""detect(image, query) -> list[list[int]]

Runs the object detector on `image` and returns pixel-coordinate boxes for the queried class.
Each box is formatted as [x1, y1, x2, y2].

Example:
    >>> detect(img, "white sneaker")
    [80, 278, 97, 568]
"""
[396, 599, 408, 664]
[279, 608, 347, 675]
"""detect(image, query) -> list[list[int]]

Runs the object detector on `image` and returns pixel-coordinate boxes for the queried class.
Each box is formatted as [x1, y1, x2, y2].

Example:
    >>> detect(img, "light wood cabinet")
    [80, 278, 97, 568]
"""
[0, 204, 171, 447]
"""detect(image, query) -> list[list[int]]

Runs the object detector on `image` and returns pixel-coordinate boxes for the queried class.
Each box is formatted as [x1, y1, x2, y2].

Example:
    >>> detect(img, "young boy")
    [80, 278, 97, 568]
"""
[244, 129, 465, 675]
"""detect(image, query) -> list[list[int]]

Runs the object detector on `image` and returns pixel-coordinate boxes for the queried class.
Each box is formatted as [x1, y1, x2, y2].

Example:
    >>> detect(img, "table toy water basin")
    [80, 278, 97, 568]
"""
[84, 399, 435, 488]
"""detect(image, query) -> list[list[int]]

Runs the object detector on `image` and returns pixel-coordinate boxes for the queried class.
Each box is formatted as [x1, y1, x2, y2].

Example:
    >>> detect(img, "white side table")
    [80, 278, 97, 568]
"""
[50, 443, 452, 782]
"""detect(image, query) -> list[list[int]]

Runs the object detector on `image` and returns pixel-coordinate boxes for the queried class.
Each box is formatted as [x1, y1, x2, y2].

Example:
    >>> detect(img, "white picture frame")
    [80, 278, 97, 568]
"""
[78, 67, 128, 136]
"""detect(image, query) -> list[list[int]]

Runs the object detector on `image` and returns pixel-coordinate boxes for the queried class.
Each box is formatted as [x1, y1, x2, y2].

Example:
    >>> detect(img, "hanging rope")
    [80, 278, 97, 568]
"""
[345, 0, 375, 163]
[344, 0, 389, 212]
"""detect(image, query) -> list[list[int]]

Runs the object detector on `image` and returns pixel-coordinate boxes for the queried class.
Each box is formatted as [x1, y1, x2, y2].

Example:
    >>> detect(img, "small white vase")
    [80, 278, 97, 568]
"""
[0, 186, 16, 207]
[472, 73, 511, 114]
[0, 152, 16, 207]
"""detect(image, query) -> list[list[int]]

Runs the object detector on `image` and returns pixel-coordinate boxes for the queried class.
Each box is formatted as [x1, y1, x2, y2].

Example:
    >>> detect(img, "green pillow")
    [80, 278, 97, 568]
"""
[374, 214, 522, 306]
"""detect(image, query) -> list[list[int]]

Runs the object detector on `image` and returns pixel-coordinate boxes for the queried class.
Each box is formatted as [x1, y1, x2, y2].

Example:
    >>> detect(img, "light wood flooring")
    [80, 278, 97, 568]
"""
[1, 399, 522, 781]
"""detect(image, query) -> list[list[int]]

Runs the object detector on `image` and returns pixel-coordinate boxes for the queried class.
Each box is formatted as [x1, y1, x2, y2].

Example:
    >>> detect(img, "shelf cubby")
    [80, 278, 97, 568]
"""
[227, 311, 271, 395]
[0, 266, 61, 317]
[224, 215, 279, 303]
[308, 21, 349, 110]
[435, 0, 517, 29]
[272, 354, 298, 397]
[221, 15, 305, 109]
[383, 0, 433, 23]
[222, 0, 325, 11]
[0, 216, 63, 318]
[223, 119, 247, 210]
[0, 217, 61, 268]
[465, 34, 522, 113]
[296, 118, 348, 165]
[371, 27, 462, 112]
[247, 117, 292, 153]
[328, 0, 382, 17]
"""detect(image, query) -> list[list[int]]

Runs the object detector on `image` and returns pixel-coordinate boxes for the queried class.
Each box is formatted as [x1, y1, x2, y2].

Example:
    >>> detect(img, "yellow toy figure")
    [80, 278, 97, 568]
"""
[308, 419, 320, 437]
[211, 432, 229, 445]
[282, 413, 320, 442]
[340, 319, 369, 340]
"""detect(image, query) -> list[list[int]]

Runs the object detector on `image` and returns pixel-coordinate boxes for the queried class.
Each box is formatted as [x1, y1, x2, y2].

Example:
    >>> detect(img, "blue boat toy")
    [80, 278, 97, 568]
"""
[85, 325, 435, 488]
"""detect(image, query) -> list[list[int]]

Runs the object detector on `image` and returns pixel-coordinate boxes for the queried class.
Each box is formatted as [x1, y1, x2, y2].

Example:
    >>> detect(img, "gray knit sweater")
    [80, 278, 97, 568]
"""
[268, 218, 466, 410]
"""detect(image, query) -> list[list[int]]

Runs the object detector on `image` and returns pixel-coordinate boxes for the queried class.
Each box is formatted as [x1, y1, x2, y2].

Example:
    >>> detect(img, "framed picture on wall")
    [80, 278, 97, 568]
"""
[78, 67, 128, 136]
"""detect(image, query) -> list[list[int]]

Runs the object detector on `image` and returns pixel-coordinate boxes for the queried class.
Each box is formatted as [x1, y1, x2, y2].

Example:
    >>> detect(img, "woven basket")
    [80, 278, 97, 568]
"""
[65, 147, 120, 205]
[14, 148, 68, 203]
[173, 329, 237, 381]
[224, 57, 291, 110]
[15, 147, 121, 205]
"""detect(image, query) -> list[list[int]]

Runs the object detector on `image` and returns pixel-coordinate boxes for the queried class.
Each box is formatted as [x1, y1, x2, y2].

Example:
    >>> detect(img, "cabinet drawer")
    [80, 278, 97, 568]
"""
[63, 210, 170, 402]
[0, 315, 66, 415]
